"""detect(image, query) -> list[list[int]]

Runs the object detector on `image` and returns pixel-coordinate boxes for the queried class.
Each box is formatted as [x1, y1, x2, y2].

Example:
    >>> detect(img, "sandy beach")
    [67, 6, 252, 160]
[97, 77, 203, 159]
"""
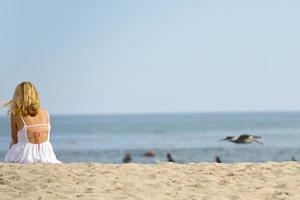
[0, 162, 299, 200]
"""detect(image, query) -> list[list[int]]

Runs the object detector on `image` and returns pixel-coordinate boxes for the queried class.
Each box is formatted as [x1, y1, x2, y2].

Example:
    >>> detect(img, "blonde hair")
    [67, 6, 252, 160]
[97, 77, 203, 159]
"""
[6, 82, 41, 116]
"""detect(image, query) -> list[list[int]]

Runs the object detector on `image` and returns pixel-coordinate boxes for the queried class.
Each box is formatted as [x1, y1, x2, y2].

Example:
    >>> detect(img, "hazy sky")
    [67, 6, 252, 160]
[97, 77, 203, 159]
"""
[1, 0, 300, 115]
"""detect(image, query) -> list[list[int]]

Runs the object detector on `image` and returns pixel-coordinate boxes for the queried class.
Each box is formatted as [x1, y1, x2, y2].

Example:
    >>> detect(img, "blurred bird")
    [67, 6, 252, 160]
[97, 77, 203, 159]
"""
[215, 156, 222, 163]
[219, 134, 263, 144]
[166, 153, 175, 163]
[123, 153, 132, 163]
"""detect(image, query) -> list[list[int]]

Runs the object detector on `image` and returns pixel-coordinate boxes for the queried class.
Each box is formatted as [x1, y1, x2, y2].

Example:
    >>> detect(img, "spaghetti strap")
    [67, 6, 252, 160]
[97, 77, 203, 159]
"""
[47, 111, 51, 141]
[19, 115, 26, 126]
[47, 111, 50, 124]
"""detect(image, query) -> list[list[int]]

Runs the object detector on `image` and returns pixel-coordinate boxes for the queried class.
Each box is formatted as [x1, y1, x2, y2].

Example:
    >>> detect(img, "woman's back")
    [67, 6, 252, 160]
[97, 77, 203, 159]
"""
[17, 109, 50, 145]
[4, 109, 61, 163]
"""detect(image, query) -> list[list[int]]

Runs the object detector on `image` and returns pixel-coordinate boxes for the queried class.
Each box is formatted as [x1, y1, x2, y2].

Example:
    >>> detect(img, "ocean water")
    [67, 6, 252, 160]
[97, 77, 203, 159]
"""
[0, 112, 300, 163]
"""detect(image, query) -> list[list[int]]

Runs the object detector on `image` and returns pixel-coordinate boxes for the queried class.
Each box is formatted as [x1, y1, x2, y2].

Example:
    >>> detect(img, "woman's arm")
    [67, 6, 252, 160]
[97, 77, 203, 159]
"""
[10, 114, 18, 145]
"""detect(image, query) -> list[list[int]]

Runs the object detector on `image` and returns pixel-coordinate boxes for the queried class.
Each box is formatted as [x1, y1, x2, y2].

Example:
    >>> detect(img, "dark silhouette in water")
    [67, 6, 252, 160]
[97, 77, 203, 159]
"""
[215, 156, 222, 163]
[219, 134, 263, 144]
[291, 156, 297, 161]
[123, 153, 132, 163]
[143, 150, 156, 157]
[167, 153, 175, 162]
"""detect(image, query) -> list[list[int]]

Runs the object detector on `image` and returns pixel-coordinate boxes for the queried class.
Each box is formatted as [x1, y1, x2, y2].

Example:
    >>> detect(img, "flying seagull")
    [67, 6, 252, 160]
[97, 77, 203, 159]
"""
[219, 134, 263, 144]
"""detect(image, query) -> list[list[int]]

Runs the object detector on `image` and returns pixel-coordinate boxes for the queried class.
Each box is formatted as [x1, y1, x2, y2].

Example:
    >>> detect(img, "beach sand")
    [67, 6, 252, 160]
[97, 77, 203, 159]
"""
[0, 162, 299, 200]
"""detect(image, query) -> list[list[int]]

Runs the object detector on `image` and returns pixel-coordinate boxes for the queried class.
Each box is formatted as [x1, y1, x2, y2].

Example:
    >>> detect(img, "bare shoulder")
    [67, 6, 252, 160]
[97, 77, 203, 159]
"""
[40, 109, 50, 120]
[10, 113, 21, 128]
[10, 113, 18, 121]
[39, 108, 49, 115]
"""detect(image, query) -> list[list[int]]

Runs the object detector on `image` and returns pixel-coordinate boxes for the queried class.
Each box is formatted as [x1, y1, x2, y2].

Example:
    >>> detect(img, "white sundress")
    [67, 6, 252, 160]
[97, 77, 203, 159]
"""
[4, 114, 61, 164]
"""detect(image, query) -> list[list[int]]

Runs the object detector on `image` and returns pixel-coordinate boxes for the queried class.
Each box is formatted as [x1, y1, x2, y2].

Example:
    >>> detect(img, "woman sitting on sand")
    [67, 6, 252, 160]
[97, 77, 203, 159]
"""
[3, 81, 61, 164]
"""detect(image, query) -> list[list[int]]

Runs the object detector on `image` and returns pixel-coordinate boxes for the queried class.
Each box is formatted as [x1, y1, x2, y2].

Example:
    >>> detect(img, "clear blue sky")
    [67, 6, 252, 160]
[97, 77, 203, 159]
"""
[1, 0, 300, 115]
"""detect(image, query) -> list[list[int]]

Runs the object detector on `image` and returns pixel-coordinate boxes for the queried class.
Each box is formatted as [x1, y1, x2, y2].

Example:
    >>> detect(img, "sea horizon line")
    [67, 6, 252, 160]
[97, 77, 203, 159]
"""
[1, 110, 299, 117]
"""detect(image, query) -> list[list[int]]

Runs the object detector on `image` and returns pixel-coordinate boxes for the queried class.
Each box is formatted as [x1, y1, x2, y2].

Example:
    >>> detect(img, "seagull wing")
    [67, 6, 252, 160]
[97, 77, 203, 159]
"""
[254, 139, 264, 145]
[238, 135, 250, 140]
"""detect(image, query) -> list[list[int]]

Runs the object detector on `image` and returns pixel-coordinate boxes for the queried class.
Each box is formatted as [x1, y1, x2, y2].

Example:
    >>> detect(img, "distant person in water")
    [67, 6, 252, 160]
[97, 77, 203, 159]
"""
[123, 153, 132, 163]
[3, 82, 61, 164]
[291, 156, 297, 161]
[215, 156, 222, 163]
[167, 153, 175, 162]
[143, 150, 156, 157]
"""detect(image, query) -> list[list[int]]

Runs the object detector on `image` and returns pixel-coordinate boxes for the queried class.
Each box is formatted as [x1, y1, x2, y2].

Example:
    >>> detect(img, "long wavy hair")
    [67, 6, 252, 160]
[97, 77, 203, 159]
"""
[6, 82, 41, 116]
